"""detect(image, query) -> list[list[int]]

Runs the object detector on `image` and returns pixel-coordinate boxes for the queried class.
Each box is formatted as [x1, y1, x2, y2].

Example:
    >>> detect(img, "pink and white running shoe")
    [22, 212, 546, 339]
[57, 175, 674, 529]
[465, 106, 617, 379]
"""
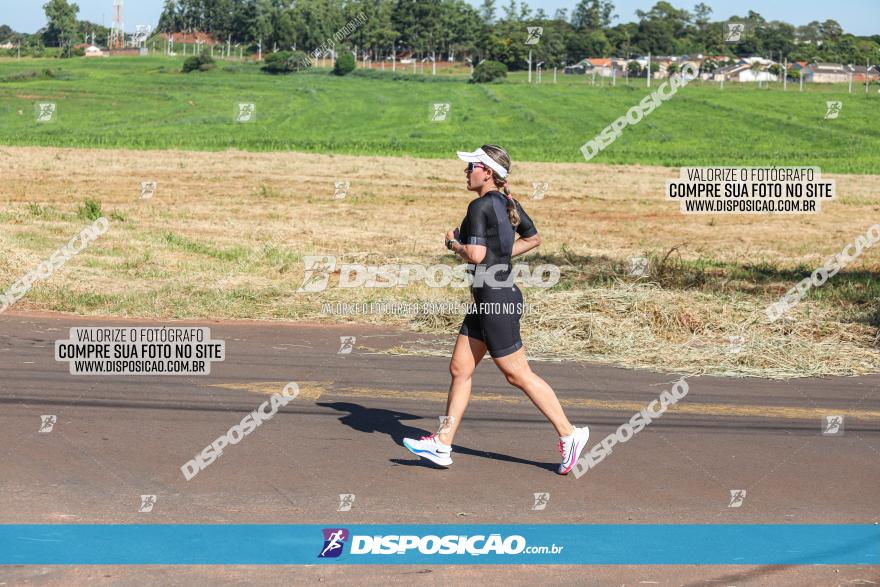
[557, 426, 590, 475]
[403, 433, 453, 467]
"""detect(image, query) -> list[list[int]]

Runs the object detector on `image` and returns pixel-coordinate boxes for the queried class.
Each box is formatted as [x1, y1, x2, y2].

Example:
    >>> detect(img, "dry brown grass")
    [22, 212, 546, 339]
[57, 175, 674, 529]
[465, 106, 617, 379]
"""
[1, 146, 878, 378]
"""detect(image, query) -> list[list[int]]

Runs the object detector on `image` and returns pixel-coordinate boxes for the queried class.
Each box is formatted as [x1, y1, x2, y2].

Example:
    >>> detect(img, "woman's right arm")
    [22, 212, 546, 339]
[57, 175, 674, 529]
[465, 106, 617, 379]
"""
[452, 200, 487, 264]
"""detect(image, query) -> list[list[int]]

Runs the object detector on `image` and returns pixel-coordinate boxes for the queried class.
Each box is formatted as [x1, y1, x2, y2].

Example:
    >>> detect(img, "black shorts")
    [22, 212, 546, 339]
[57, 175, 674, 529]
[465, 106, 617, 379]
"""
[459, 284, 524, 358]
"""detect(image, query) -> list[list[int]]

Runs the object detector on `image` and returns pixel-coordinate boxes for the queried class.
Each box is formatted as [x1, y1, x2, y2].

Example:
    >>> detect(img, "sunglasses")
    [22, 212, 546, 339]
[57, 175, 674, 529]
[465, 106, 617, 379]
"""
[466, 162, 488, 173]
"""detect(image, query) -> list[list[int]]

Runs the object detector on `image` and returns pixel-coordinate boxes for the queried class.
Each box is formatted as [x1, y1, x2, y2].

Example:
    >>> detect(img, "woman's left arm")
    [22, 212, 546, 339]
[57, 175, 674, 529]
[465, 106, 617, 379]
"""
[511, 200, 541, 257]
[512, 234, 541, 257]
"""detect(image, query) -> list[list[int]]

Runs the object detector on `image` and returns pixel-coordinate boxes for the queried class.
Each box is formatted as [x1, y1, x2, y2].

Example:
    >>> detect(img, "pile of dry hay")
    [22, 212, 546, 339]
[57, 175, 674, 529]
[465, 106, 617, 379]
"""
[357, 283, 879, 379]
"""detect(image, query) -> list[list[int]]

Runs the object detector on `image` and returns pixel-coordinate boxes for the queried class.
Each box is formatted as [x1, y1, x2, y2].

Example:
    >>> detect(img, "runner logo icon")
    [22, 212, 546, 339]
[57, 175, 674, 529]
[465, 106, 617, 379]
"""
[319, 528, 349, 558]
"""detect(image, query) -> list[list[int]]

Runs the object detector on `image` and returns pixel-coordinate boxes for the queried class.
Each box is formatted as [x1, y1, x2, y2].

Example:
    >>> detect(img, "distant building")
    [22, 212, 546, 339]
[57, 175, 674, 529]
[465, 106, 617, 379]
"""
[802, 63, 849, 83]
[564, 57, 636, 77]
[563, 60, 589, 74]
[679, 58, 703, 74]
[158, 31, 218, 45]
[0, 42, 14, 49]
[587, 57, 614, 77]
[713, 61, 778, 82]
[652, 57, 678, 78]
[84, 45, 105, 58]
[847, 64, 879, 82]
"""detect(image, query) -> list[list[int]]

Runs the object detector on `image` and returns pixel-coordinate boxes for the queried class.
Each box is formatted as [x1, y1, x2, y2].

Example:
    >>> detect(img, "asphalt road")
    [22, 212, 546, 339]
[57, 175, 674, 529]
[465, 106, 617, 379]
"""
[1, 311, 878, 586]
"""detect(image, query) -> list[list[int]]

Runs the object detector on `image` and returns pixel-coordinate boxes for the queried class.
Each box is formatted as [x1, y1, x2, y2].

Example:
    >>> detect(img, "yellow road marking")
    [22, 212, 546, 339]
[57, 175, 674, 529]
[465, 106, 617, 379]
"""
[328, 386, 880, 422]
[204, 382, 880, 421]
[207, 381, 328, 401]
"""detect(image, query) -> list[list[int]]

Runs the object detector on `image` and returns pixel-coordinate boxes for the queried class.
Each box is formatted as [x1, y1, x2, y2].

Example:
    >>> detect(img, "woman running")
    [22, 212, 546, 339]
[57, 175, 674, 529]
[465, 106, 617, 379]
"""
[403, 145, 589, 475]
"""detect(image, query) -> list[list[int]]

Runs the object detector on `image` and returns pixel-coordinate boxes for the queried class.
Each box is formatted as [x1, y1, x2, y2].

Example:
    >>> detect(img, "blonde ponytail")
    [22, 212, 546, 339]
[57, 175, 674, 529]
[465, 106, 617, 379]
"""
[500, 179, 520, 227]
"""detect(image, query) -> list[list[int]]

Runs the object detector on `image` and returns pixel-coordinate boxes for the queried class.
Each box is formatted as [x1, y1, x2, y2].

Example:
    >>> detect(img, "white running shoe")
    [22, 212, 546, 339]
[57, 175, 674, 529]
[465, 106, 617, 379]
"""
[403, 433, 453, 467]
[557, 426, 590, 475]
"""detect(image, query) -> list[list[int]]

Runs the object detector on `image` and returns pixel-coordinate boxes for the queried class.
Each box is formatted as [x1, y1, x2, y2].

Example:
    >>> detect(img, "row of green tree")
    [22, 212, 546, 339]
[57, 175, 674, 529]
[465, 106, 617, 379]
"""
[1, 1, 110, 58]
[3, 0, 879, 69]
[153, 0, 880, 68]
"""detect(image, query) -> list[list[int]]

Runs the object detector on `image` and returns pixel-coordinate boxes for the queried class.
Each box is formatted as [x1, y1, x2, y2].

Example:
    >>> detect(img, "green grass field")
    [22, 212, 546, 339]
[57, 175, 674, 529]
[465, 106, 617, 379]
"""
[0, 56, 878, 172]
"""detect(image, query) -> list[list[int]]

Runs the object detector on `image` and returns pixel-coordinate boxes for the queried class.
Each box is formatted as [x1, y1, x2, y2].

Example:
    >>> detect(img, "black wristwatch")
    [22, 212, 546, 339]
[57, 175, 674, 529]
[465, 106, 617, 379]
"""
[447, 228, 461, 251]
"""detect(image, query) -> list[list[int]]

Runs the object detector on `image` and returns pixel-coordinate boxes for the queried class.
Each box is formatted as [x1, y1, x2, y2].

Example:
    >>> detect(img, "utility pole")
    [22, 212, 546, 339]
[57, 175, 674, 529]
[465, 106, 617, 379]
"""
[528, 49, 532, 83]
[258, 39, 262, 61]
[647, 52, 651, 88]
[783, 58, 787, 91]
[432, 50, 436, 75]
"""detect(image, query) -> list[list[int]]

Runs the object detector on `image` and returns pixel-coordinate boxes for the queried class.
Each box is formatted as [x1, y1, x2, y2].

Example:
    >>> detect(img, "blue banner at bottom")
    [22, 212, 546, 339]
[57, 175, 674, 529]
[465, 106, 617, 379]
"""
[1, 525, 877, 565]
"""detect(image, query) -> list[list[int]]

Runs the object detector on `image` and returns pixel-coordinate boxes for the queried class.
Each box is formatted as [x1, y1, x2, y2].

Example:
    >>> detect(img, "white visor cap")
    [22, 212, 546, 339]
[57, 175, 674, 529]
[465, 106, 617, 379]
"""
[457, 148, 508, 179]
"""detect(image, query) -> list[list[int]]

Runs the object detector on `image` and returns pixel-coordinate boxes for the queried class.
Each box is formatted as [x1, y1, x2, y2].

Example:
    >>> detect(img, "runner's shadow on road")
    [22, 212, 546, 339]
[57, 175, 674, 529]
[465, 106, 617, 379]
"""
[318, 401, 556, 472]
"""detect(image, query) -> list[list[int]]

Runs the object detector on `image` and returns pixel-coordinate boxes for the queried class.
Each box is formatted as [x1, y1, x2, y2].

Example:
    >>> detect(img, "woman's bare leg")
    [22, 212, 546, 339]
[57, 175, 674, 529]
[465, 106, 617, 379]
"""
[492, 347, 574, 437]
[437, 335, 486, 446]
